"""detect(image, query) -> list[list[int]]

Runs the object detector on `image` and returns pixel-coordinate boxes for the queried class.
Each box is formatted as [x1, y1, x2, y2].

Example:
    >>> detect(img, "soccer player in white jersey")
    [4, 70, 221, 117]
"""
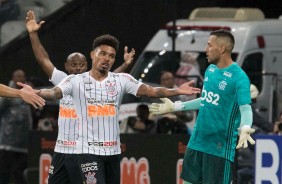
[26, 10, 136, 184]
[34, 34, 201, 184]
[149, 30, 256, 184]
[0, 83, 44, 108]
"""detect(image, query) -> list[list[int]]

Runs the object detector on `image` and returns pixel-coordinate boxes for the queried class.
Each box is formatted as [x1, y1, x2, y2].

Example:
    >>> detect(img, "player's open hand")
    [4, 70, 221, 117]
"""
[236, 125, 256, 149]
[123, 46, 135, 66]
[17, 82, 45, 109]
[26, 10, 45, 33]
[176, 80, 201, 95]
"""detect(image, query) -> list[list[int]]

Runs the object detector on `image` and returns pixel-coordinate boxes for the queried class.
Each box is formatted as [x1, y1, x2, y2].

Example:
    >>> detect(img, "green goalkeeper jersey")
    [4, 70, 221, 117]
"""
[188, 62, 251, 162]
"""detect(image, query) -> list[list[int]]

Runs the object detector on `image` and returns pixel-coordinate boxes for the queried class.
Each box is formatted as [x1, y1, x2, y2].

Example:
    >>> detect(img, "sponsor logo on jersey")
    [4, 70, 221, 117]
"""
[57, 140, 76, 147]
[84, 81, 92, 84]
[87, 105, 116, 117]
[60, 100, 74, 106]
[201, 87, 220, 106]
[87, 98, 115, 105]
[81, 162, 98, 173]
[88, 141, 118, 147]
[59, 106, 78, 119]
[122, 73, 139, 84]
[223, 71, 232, 77]
[209, 67, 215, 72]
[61, 75, 75, 85]
[219, 80, 227, 90]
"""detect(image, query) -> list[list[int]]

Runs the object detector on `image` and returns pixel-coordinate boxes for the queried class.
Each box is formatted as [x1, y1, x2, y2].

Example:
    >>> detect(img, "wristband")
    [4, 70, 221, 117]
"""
[174, 101, 183, 111]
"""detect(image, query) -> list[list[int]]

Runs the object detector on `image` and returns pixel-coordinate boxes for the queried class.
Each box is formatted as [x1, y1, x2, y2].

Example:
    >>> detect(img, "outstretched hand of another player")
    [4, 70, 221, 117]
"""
[149, 98, 174, 115]
[236, 125, 256, 149]
[17, 82, 45, 109]
[26, 10, 45, 33]
[176, 80, 201, 95]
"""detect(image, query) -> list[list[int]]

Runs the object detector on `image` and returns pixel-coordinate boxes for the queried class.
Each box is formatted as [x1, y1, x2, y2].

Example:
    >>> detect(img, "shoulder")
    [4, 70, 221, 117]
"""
[205, 64, 216, 74]
[116, 73, 137, 80]
[53, 67, 67, 76]
[233, 64, 249, 79]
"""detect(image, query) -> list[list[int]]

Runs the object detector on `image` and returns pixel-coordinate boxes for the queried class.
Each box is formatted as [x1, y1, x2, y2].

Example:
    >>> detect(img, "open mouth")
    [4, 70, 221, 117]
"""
[102, 63, 109, 68]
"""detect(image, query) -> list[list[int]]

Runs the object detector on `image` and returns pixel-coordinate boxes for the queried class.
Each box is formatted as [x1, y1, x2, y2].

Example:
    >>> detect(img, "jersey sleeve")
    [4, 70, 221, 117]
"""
[50, 67, 68, 85]
[236, 72, 251, 106]
[57, 75, 75, 98]
[121, 73, 143, 96]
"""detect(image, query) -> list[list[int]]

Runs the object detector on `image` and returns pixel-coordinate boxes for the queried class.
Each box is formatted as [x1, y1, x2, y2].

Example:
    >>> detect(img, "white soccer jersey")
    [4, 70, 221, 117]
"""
[58, 72, 143, 155]
[50, 68, 78, 153]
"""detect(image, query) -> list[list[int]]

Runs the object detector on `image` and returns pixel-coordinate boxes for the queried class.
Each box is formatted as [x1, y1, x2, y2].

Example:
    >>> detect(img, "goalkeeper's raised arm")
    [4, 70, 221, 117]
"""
[149, 97, 201, 115]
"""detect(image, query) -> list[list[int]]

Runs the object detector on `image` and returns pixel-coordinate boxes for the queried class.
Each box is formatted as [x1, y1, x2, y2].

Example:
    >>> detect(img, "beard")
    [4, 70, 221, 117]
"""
[98, 67, 108, 74]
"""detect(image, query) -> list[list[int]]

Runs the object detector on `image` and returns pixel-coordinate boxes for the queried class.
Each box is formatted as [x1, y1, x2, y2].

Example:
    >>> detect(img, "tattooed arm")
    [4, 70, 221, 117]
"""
[136, 80, 201, 98]
[38, 86, 63, 101]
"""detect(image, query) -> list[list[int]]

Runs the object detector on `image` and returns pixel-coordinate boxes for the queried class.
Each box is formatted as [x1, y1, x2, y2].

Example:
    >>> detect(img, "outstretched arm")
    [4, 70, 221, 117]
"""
[37, 86, 63, 101]
[0, 83, 45, 108]
[149, 97, 201, 115]
[26, 10, 54, 78]
[113, 46, 135, 73]
[137, 80, 201, 98]
[0, 84, 22, 98]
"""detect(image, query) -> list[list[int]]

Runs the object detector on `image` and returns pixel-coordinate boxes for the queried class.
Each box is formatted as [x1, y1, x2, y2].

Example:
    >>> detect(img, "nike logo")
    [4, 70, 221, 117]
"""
[86, 88, 93, 91]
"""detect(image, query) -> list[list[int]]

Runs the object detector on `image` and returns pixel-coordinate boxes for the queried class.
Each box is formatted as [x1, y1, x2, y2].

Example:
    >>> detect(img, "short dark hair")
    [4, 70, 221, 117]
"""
[210, 29, 235, 51]
[92, 34, 119, 51]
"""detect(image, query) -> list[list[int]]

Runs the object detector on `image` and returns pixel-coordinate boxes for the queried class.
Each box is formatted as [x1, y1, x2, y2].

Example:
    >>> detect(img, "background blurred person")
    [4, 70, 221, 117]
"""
[250, 84, 273, 134]
[274, 111, 282, 135]
[158, 71, 192, 134]
[0, 69, 33, 184]
[175, 52, 203, 90]
[123, 104, 156, 133]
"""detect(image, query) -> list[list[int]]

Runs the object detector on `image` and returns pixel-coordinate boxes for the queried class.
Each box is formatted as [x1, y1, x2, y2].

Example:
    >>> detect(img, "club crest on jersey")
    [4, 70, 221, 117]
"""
[85, 172, 97, 184]
[204, 77, 208, 82]
[219, 80, 227, 90]
[105, 79, 117, 96]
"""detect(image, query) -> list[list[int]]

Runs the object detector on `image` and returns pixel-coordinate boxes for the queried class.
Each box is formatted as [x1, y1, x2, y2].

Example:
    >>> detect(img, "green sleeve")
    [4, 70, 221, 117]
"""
[174, 98, 201, 111]
[239, 104, 253, 127]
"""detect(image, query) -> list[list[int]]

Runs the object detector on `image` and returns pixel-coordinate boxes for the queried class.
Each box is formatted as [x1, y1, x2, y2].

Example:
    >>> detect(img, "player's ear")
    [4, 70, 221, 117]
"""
[90, 51, 95, 59]
[219, 44, 226, 54]
[64, 61, 68, 71]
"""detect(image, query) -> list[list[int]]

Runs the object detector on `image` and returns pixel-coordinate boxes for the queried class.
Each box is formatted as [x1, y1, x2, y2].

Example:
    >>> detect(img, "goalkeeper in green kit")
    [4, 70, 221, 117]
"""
[149, 30, 255, 184]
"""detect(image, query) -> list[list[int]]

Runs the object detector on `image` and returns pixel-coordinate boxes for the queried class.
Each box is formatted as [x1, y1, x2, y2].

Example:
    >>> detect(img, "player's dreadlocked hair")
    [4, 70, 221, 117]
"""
[92, 34, 119, 51]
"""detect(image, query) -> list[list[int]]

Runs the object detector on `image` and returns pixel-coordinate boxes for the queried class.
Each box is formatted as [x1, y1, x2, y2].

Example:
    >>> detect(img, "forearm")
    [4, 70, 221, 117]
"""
[29, 32, 50, 64]
[239, 104, 253, 127]
[0, 84, 20, 98]
[38, 87, 62, 101]
[29, 32, 54, 78]
[113, 63, 128, 73]
[174, 98, 201, 112]
[146, 87, 178, 98]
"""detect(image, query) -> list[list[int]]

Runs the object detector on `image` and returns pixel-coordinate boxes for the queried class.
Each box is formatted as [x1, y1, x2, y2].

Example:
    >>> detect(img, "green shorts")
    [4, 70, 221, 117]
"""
[181, 148, 233, 184]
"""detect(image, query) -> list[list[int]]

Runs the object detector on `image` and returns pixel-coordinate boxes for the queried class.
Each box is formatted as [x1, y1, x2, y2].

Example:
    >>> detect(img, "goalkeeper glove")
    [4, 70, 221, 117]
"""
[149, 98, 182, 115]
[236, 125, 256, 149]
